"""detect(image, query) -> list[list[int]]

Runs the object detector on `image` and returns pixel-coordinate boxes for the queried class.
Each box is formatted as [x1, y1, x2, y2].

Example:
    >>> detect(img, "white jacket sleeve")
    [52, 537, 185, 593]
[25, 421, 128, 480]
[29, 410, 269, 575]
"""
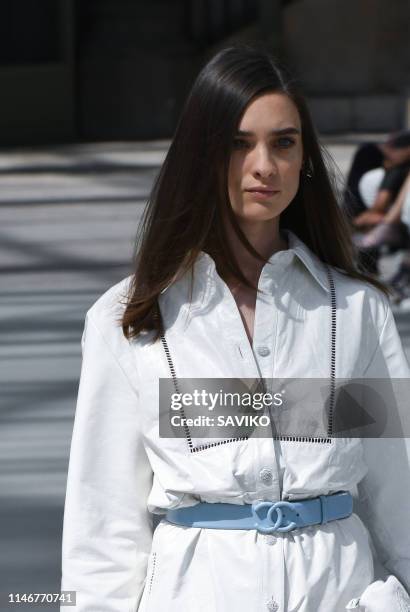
[61, 309, 153, 612]
[352, 293, 410, 610]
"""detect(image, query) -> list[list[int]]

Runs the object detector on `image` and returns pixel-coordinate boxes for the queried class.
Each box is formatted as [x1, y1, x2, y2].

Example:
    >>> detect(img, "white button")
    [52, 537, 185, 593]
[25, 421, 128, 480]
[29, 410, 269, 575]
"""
[266, 597, 279, 611]
[257, 346, 270, 357]
[259, 467, 273, 485]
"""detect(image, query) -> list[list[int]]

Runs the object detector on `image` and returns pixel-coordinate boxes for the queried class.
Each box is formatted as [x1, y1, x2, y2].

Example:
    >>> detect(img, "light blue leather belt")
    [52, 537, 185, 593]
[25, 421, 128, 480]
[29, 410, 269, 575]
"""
[165, 491, 353, 533]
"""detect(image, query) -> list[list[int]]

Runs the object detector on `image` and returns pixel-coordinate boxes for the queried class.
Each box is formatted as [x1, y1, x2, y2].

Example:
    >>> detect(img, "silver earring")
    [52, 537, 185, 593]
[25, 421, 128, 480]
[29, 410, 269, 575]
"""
[302, 160, 313, 179]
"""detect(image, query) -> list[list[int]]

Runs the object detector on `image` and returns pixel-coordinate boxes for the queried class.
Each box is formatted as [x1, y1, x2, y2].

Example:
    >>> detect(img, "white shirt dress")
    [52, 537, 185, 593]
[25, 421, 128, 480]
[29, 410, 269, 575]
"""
[61, 229, 410, 612]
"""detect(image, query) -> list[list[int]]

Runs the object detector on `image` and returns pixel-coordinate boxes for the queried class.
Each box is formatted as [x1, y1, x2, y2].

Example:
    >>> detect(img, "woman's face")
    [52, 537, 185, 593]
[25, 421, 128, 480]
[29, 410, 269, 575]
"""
[228, 92, 304, 222]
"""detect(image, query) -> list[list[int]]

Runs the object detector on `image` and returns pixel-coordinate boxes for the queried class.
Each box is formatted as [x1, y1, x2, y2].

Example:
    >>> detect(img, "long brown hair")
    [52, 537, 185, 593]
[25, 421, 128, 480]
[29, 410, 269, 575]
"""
[121, 43, 388, 342]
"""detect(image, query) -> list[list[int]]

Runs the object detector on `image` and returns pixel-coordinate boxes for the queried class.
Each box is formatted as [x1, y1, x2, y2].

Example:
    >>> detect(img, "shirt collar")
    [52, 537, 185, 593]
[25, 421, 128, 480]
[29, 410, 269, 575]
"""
[196, 229, 330, 293]
[281, 229, 330, 293]
[161, 229, 331, 295]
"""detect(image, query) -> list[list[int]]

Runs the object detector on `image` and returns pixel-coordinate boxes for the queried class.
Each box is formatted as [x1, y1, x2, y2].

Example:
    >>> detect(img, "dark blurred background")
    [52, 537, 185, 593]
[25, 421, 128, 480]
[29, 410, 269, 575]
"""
[0, 0, 409, 145]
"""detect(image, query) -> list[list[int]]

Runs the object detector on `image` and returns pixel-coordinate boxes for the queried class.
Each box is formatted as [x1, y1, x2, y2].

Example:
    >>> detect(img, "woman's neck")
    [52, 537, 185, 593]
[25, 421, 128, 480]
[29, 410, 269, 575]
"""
[224, 218, 288, 287]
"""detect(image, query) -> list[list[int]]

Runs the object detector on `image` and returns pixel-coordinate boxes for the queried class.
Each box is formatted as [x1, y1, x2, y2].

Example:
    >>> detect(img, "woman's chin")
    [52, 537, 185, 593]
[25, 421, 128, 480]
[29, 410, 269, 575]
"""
[236, 207, 282, 223]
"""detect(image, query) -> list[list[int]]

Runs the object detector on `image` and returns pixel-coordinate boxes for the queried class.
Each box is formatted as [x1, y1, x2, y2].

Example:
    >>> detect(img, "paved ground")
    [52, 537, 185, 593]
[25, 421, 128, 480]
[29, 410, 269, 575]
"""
[0, 138, 409, 611]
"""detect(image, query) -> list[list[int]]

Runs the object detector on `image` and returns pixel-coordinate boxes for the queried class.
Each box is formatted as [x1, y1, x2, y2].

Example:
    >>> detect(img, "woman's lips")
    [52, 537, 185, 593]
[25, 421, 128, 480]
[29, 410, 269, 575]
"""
[245, 189, 280, 199]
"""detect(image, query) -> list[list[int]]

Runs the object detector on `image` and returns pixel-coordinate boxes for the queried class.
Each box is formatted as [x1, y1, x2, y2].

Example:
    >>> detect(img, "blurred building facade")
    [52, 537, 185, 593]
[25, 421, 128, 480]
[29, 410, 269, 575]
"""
[0, 0, 409, 145]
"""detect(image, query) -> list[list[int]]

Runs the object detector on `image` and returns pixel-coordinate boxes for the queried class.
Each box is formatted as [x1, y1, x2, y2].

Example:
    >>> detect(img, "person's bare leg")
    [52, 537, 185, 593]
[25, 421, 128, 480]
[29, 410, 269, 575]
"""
[383, 172, 410, 223]
[353, 173, 410, 250]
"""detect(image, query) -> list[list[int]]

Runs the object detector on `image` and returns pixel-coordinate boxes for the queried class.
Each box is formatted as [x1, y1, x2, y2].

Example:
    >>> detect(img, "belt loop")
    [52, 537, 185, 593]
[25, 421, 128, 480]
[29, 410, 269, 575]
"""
[319, 495, 328, 524]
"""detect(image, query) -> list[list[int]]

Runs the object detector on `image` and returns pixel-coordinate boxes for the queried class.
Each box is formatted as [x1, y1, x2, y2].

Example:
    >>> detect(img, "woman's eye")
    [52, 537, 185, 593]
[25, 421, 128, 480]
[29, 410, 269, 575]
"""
[233, 137, 295, 150]
[276, 137, 295, 148]
[232, 138, 249, 149]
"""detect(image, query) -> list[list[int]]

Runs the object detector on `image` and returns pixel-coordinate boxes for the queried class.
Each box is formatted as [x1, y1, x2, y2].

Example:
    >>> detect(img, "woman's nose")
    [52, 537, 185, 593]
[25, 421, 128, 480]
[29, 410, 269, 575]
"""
[252, 148, 277, 178]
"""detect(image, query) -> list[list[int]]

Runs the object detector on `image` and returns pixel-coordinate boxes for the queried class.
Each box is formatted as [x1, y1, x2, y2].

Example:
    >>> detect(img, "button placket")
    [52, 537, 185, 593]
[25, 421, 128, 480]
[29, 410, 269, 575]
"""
[252, 286, 281, 510]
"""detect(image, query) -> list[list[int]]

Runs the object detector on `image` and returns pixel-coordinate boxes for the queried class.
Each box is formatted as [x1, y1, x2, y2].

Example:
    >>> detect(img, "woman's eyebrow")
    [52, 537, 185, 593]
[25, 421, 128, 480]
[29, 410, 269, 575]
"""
[236, 127, 301, 136]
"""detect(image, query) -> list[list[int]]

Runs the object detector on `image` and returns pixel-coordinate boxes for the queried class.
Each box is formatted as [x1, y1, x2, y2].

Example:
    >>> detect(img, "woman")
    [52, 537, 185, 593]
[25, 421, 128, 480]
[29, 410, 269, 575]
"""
[61, 45, 410, 611]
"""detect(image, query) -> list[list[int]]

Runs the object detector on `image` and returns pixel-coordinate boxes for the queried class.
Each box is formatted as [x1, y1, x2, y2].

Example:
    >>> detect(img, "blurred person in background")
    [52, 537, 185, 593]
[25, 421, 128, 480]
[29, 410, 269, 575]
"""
[354, 172, 410, 303]
[343, 131, 410, 225]
[343, 132, 410, 279]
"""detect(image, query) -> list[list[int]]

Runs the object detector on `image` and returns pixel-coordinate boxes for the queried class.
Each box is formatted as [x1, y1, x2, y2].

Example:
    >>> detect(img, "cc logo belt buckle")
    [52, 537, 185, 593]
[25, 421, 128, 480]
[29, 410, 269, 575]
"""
[251, 500, 298, 533]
